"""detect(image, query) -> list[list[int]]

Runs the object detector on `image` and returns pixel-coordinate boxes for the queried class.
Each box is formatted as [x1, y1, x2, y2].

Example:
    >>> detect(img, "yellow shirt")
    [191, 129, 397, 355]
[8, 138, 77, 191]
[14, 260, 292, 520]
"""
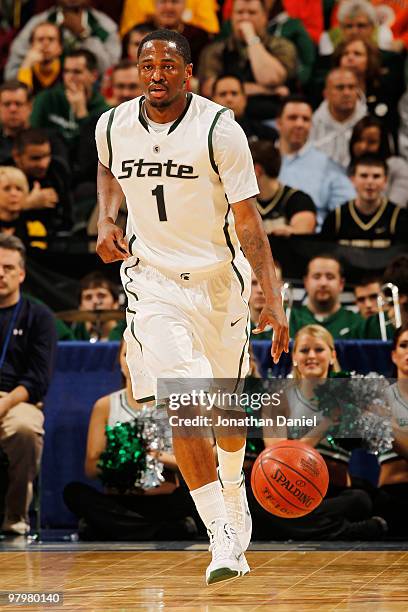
[17, 59, 61, 93]
[120, 0, 219, 36]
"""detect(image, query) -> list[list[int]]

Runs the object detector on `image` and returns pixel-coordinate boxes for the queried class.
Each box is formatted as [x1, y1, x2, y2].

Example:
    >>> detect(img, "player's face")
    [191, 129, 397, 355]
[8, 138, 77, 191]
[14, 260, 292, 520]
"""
[112, 67, 142, 104]
[354, 282, 380, 318]
[212, 77, 247, 118]
[138, 40, 192, 108]
[351, 164, 387, 204]
[0, 177, 26, 219]
[277, 103, 312, 152]
[0, 247, 25, 303]
[392, 330, 408, 378]
[352, 126, 381, 157]
[15, 143, 52, 179]
[0, 89, 31, 131]
[304, 258, 344, 309]
[293, 334, 334, 379]
[80, 285, 117, 311]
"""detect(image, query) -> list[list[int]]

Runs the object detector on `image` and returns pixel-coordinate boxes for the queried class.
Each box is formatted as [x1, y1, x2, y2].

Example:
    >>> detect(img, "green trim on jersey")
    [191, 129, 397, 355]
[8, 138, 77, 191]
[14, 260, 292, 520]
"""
[123, 260, 140, 301]
[128, 234, 136, 255]
[106, 107, 116, 170]
[137, 93, 193, 134]
[208, 107, 229, 174]
[130, 317, 143, 354]
[233, 313, 250, 393]
[168, 93, 193, 134]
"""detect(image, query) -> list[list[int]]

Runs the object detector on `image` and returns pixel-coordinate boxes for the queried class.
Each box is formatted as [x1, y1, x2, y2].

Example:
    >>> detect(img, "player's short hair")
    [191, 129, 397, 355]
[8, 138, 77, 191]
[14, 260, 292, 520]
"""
[349, 154, 388, 176]
[64, 48, 97, 72]
[212, 74, 245, 97]
[0, 80, 33, 102]
[13, 128, 50, 153]
[137, 29, 192, 65]
[79, 271, 120, 302]
[277, 94, 312, 117]
[305, 254, 345, 278]
[0, 234, 26, 268]
[29, 21, 62, 45]
[249, 140, 281, 178]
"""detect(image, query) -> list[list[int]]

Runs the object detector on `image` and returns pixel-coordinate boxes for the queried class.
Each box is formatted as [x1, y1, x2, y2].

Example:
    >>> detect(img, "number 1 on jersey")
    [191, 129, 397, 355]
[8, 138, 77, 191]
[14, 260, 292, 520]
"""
[152, 185, 167, 221]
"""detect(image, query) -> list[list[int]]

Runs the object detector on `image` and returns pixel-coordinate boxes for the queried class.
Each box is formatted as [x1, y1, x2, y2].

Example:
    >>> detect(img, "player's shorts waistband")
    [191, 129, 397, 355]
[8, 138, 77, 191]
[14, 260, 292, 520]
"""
[133, 257, 231, 284]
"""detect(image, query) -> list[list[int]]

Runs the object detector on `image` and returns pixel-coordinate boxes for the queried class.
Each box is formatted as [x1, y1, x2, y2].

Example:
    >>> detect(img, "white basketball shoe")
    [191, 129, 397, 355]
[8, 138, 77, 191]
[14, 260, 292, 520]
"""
[218, 469, 252, 552]
[206, 519, 250, 585]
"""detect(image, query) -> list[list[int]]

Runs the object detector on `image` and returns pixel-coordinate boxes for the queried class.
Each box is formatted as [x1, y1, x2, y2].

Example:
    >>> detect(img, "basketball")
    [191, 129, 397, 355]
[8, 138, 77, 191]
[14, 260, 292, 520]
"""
[251, 441, 329, 518]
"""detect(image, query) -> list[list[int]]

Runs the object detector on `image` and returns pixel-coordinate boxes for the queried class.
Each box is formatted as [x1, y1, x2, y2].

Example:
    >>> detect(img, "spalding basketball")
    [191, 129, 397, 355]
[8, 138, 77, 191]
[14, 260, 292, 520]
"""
[251, 440, 329, 518]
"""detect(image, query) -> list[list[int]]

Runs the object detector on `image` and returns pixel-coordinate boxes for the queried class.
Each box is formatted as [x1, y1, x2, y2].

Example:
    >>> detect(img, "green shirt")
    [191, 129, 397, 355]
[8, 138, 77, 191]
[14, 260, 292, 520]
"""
[290, 305, 394, 340]
[71, 320, 126, 341]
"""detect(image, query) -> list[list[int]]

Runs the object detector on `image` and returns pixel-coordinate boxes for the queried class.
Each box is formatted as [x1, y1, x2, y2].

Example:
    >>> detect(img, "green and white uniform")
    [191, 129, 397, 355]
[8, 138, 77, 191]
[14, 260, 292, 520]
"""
[95, 93, 259, 400]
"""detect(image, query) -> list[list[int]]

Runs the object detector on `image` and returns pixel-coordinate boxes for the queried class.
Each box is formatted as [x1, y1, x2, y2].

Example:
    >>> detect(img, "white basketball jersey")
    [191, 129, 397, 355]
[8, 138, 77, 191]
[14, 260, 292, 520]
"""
[95, 93, 259, 275]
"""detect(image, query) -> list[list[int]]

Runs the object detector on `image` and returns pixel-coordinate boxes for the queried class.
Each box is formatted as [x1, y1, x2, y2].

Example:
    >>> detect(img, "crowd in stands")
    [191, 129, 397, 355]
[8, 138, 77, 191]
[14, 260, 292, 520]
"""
[1, 0, 408, 540]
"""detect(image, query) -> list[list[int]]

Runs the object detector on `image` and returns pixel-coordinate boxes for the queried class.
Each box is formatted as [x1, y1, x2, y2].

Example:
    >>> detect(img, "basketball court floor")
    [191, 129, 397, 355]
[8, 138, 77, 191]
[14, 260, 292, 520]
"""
[1, 536, 408, 611]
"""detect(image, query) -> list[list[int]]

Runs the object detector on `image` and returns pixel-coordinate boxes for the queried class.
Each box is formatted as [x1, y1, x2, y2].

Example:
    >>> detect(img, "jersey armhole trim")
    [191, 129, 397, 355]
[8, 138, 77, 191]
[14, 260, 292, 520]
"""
[208, 107, 229, 174]
[390, 205, 400, 235]
[107, 107, 116, 171]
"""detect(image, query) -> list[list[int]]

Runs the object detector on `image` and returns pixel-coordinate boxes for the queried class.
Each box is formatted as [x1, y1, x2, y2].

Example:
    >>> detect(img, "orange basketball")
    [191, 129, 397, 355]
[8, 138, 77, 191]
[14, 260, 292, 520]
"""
[251, 440, 329, 518]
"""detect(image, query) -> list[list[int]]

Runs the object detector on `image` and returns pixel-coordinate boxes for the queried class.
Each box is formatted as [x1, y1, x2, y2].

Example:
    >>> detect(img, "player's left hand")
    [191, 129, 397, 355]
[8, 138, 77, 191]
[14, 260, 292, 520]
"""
[252, 301, 289, 364]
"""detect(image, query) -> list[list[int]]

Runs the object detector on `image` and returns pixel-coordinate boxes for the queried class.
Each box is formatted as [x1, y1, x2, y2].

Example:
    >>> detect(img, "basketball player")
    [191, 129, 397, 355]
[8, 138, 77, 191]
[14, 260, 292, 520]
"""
[95, 30, 288, 585]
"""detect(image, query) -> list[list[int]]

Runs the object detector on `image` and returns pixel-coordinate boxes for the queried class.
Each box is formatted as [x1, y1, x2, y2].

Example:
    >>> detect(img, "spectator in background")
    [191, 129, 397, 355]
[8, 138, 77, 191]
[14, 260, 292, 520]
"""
[277, 96, 356, 229]
[120, 0, 220, 37]
[101, 24, 154, 100]
[349, 115, 408, 208]
[30, 49, 109, 161]
[70, 271, 125, 341]
[198, 0, 297, 119]
[0, 82, 32, 166]
[5, 0, 121, 79]
[0, 235, 56, 535]
[108, 60, 142, 106]
[289, 254, 365, 339]
[249, 139, 316, 236]
[0, 167, 31, 246]
[0, 80, 68, 167]
[249, 267, 282, 340]
[140, 0, 210, 69]
[321, 155, 408, 247]
[354, 276, 382, 319]
[211, 75, 278, 142]
[12, 128, 72, 237]
[17, 22, 63, 95]
[310, 68, 366, 167]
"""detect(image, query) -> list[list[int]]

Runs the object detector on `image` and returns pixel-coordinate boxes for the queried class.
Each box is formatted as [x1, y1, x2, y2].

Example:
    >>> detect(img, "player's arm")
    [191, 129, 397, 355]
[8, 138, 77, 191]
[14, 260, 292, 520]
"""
[232, 199, 289, 363]
[96, 161, 130, 263]
[94, 111, 130, 263]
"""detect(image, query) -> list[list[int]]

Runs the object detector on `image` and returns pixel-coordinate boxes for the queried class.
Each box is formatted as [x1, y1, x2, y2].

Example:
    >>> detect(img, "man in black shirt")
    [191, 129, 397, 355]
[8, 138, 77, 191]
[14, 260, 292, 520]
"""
[321, 155, 408, 247]
[249, 139, 316, 236]
[0, 235, 56, 535]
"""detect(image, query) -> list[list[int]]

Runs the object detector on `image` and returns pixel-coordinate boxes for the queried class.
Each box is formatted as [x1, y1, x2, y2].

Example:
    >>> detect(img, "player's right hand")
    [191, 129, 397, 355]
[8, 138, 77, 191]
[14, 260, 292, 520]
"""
[96, 219, 131, 263]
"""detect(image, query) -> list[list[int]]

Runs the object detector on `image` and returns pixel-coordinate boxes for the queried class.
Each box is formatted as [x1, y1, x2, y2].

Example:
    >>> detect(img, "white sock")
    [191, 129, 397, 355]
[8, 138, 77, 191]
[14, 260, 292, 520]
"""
[217, 444, 246, 484]
[190, 480, 227, 529]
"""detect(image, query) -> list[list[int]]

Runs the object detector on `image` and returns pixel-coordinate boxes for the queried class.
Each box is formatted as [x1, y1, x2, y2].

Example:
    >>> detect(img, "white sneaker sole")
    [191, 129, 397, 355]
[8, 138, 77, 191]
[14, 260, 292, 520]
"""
[206, 554, 250, 585]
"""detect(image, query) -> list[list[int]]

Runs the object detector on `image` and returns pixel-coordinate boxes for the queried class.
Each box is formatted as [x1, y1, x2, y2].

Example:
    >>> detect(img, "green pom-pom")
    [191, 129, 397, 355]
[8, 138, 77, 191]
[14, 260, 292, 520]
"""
[97, 421, 147, 492]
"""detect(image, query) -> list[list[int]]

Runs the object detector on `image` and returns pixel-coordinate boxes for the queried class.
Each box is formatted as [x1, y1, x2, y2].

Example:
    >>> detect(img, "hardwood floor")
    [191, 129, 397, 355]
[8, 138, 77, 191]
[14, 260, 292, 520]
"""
[1, 549, 408, 610]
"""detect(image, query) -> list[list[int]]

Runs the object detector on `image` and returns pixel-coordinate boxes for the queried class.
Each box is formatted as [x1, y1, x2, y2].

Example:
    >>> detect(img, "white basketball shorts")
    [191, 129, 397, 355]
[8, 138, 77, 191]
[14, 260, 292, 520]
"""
[120, 256, 251, 401]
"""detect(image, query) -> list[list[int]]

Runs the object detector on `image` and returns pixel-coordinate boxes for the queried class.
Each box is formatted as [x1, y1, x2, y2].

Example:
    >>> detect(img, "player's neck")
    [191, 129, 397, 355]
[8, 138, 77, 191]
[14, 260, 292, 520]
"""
[144, 92, 188, 124]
